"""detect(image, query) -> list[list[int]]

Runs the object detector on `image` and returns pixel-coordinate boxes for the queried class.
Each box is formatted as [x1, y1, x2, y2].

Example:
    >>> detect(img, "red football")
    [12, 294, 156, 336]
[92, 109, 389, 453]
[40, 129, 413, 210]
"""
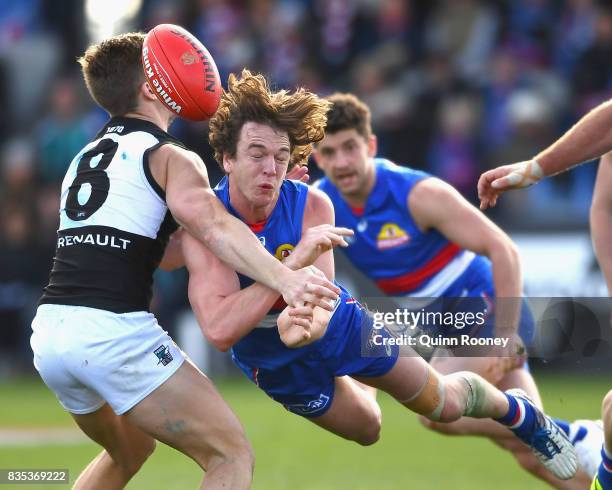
[142, 24, 221, 121]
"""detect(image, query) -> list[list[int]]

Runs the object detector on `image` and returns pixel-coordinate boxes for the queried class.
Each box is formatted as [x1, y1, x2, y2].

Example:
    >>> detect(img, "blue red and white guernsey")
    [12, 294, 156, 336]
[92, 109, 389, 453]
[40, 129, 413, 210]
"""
[214, 176, 398, 417]
[316, 158, 487, 297]
[317, 158, 534, 342]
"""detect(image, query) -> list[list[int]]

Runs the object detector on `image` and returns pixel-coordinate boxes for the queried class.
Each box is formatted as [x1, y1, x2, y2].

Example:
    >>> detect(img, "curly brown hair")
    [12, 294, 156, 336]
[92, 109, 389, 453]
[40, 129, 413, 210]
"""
[78, 32, 146, 116]
[209, 69, 330, 170]
[323, 92, 372, 141]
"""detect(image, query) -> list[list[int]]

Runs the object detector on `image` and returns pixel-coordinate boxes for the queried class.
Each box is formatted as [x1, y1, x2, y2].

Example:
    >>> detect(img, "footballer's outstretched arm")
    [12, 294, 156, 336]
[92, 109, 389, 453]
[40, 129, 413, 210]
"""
[479, 99, 612, 209]
[591, 152, 612, 295]
[410, 178, 522, 335]
[533, 99, 612, 176]
[148, 143, 340, 308]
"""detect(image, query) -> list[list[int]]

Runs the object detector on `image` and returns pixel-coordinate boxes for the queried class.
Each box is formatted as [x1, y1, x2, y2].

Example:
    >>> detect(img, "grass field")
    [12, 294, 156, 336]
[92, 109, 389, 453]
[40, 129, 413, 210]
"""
[0, 371, 607, 489]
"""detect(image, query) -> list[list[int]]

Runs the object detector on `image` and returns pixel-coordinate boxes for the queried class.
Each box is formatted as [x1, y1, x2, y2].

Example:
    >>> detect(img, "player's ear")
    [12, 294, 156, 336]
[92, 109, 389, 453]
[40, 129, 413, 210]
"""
[222, 153, 233, 174]
[367, 135, 377, 158]
[141, 81, 157, 101]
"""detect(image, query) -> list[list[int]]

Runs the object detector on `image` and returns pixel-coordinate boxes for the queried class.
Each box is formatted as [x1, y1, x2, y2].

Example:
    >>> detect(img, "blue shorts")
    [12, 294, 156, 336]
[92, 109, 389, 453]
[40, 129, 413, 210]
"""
[233, 308, 398, 418]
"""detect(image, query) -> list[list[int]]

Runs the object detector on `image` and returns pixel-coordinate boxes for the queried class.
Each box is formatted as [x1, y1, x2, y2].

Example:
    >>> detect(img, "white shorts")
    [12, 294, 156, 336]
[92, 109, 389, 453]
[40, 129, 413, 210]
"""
[31, 304, 186, 415]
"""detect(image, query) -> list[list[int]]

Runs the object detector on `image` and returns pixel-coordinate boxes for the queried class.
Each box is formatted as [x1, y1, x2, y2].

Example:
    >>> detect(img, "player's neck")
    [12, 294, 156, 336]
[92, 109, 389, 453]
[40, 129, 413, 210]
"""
[122, 109, 171, 132]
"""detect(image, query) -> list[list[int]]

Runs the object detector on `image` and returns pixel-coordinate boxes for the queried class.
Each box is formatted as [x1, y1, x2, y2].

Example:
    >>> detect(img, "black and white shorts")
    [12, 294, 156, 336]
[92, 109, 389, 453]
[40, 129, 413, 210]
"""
[31, 304, 186, 415]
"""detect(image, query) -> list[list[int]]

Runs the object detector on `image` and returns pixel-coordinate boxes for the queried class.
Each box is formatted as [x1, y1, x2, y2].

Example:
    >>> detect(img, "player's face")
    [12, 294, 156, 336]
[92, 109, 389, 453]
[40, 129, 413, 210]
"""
[225, 122, 290, 207]
[314, 129, 376, 197]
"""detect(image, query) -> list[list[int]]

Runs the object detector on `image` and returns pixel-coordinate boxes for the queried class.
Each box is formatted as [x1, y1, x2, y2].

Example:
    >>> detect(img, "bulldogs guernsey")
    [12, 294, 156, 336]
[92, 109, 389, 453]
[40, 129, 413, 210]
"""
[214, 177, 364, 370]
[39, 117, 185, 313]
[317, 158, 493, 299]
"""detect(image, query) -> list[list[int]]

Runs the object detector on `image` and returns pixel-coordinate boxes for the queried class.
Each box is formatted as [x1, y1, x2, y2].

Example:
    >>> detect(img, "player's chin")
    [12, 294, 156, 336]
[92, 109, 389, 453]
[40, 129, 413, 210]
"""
[251, 193, 275, 207]
[334, 179, 359, 195]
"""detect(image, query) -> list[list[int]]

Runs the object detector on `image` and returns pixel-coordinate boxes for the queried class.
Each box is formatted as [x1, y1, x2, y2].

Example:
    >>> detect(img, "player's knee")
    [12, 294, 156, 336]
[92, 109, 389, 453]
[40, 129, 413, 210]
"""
[202, 432, 254, 481]
[353, 407, 382, 446]
[142, 437, 157, 460]
[117, 438, 156, 478]
[435, 393, 464, 424]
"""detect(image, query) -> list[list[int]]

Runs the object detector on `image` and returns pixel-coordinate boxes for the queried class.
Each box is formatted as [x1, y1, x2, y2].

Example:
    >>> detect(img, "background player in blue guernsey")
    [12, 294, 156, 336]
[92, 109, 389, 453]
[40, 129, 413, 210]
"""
[29, 33, 341, 490]
[312, 93, 600, 489]
[176, 68, 577, 482]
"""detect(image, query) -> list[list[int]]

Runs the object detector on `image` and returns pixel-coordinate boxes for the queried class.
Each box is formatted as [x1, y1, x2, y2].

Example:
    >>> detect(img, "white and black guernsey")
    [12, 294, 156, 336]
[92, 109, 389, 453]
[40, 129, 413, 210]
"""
[39, 116, 186, 313]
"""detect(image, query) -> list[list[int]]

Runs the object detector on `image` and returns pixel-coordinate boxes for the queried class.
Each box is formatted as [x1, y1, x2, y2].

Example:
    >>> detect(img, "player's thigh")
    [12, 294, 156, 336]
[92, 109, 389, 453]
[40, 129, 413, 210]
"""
[125, 359, 250, 466]
[72, 403, 155, 464]
[309, 376, 381, 444]
[353, 354, 431, 403]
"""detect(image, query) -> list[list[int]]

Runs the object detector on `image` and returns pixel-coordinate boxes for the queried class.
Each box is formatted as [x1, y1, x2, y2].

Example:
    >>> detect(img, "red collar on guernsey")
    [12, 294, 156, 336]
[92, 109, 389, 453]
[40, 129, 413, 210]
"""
[350, 206, 364, 216]
[248, 220, 267, 233]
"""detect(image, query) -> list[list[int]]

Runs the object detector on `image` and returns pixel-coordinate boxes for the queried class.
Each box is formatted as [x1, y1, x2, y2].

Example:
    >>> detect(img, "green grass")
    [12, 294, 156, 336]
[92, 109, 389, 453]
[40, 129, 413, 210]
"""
[0, 372, 607, 489]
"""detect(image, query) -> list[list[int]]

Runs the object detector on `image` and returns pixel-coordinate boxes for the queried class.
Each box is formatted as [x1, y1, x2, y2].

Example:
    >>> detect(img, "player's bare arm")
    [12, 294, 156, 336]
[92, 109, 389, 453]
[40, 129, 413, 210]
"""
[148, 143, 340, 308]
[479, 98, 612, 210]
[182, 232, 282, 351]
[591, 152, 612, 295]
[410, 178, 522, 341]
[183, 188, 351, 351]
[159, 228, 185, 271]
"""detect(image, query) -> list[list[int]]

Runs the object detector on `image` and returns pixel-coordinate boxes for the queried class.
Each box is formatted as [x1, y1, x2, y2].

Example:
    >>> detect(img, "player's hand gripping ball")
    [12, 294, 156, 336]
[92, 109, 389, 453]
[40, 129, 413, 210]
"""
[142, 24, 221, 121]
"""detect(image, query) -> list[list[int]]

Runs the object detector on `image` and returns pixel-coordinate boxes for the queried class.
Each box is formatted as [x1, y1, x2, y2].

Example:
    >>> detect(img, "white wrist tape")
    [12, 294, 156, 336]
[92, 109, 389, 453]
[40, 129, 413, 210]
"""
[504, 159, 544, 188]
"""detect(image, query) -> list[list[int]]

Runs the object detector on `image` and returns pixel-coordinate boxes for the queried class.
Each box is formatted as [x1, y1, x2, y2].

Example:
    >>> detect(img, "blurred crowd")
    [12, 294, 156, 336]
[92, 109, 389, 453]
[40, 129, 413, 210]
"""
[1, 0, 611, 374]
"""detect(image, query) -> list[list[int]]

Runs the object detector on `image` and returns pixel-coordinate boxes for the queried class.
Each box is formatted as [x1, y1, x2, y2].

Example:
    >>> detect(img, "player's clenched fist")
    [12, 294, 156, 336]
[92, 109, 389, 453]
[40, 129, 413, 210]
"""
[478, 160, 544, 210]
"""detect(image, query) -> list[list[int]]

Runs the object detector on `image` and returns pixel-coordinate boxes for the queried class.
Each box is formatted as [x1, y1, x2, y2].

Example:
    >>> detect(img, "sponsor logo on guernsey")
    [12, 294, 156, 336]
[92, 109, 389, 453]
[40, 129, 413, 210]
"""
[57, 233, 131, 250]
[376, 223, 410, 250]
[274, 243, 294, 260]
[153, 344, 173, 366]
